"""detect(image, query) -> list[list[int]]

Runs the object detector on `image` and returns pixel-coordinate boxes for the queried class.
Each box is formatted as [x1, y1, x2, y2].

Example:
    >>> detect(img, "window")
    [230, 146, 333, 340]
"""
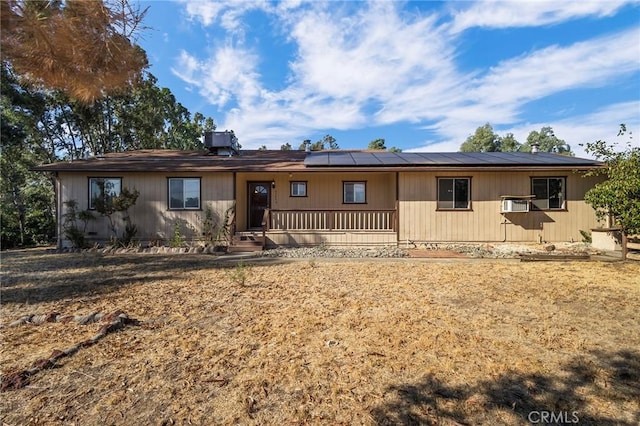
[531, 177, 565, 210]
[89, 177, 121, 210]
[343, 182, 366, 204]
[290, 181, 307, 197]
[168, 178, 201, 209]
[437, 178, 470, 210]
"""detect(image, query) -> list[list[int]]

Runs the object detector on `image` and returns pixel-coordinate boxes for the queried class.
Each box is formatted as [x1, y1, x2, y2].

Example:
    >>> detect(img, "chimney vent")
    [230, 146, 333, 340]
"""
[531, 143, 539, 154]
[204, 131, 239, 156]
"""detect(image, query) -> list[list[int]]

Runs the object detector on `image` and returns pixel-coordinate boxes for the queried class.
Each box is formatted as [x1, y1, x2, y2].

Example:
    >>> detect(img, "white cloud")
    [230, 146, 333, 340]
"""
[168, 1, 639, 150]
[172, 45, 262, 108]
[407, 27, 640, 154]
[179, 0, 274, 34]
[171, 1, 462, 147]
[449, 0, 636, 34]
[472, 28, 640, 106]
[411, 101, 640, 158]
[288, 2, 452, 104]
[520, 101, 640, 158]
[171, 50, 200, 85]
[180, 1, 225, 26]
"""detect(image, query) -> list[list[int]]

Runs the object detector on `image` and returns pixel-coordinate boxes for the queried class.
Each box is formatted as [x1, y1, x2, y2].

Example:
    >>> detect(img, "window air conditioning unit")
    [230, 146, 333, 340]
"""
[501, 199, 530, 213]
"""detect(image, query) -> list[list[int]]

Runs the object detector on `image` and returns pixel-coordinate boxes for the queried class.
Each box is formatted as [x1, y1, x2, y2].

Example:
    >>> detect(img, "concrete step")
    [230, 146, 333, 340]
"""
[228, 243, 264, 253]
[229, 234, 265, 252]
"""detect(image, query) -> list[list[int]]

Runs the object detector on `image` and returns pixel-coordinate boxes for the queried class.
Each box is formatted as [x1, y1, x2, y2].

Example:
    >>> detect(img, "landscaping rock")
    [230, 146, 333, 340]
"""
[260, 246, 409, 259]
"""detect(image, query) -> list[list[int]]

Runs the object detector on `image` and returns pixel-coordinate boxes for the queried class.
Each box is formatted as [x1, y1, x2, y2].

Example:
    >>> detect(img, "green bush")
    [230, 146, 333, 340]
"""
[579, 230, 592, 244]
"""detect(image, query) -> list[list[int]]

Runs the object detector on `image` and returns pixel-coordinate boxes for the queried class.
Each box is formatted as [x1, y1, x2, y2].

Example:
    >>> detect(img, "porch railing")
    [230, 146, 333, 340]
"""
[264, 209, 397, 232]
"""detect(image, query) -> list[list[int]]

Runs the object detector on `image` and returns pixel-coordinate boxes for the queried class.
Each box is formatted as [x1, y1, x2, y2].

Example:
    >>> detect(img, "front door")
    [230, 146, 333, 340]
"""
[248, 182, 271, 228]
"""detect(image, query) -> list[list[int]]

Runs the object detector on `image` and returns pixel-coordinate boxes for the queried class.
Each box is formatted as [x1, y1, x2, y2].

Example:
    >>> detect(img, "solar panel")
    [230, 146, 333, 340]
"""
[303, 151, 599, 167]
[304, 152, 329, 166]
[328, 152, 356, 166]
[350, 152, 384, 165]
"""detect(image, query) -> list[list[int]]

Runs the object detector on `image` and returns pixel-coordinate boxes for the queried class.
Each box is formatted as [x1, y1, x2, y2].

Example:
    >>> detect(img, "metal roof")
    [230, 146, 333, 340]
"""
[304, 151, 600, 167]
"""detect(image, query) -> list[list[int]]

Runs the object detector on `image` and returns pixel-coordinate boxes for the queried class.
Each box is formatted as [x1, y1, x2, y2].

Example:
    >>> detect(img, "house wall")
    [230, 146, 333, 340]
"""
[235, 171, 397, 231]
[398, 170, 604, 243]
[56, 167, 603, 248]
[58, 171, 234, 247]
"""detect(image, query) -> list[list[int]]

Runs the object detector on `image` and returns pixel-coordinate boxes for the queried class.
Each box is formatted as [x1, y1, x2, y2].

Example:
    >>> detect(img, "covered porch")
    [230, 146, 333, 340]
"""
[232, 171, 399, 249]
[262, 207, 398, 247]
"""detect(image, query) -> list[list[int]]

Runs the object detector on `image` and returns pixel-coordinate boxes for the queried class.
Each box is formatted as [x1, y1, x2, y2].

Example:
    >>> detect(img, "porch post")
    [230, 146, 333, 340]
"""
[56, 173, 62, 249]
[395, 172, 400, 244]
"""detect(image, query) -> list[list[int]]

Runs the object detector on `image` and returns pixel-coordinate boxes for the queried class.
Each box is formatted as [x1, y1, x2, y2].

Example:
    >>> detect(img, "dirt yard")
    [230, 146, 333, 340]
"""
[1, 250, 639, 425]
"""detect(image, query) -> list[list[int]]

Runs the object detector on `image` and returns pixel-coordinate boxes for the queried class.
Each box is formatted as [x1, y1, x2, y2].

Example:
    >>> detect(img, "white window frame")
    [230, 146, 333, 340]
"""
[168, 178, 201, 210]
[290, 181, 307, 197]
[88, 177, 122, 210]
[343, 181, 366, 204]
[437, 177, 471, 210]
[531, 177, 566, 210]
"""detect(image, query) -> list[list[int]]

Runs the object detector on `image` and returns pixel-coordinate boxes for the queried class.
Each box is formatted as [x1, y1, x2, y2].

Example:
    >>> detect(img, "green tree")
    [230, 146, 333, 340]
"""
[313, 134, 339, 151]
[114, 75, 211, 151]
[27, 72, 213, 158]
[522, 126, 573, 155]
[459, 124, 523, 152]
[460, 123, 502, 152]
[368, 138, 387, 150]
[258, 145, 267, 151]
[298, 139, 311, 150]
[367, 138, 402, 152]
[0, 65, 56, 248]
[92, 183, 140, 245]
[0, 62, 214, 249]
[299, 135, 339, 151]
[584, 125, 639, 258]
[1, 0, 148, 103]
[280, 143, 292, 150]
[501, 133, 522, 152]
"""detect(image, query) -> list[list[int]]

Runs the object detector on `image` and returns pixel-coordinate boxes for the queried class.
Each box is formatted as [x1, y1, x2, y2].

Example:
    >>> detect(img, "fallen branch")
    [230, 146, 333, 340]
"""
[1, 311, 139, 391]
[1, 311, 119, 328]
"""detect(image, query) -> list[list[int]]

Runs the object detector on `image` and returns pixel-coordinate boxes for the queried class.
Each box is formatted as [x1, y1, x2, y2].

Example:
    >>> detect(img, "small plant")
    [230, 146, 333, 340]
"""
[62, 200, 95, 248]
[120, 221, 138, 247]
[308, 258, 317, 268]
[170, 221, 185, 247]
[579, 230, 592, 244]
[92, 182, 139, 242]
[64, 226, 87, 249]
[200, 203, 235, 247]
[201, 205, 218, 244]
[228, 261, 250, 286]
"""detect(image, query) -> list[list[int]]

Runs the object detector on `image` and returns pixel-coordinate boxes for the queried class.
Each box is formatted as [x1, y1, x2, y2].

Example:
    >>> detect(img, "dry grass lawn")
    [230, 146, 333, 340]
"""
[1, 250, 639, 425]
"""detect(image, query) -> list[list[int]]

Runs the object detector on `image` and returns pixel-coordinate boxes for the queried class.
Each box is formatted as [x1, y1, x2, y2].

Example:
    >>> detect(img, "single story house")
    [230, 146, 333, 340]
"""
[36, 134, 605, 250]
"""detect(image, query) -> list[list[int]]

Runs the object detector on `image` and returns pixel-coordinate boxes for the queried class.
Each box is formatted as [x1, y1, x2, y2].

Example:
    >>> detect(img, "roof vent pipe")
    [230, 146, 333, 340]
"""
[531, 143, 539, 154]
[305, 143, 311, 152]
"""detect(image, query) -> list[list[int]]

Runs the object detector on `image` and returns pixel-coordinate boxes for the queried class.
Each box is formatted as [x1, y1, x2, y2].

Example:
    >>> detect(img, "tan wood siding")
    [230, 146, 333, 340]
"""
[58, 171, 234, 246]
[399, 170, 604, 243]
[235, 172, 396, 231]
[58, 167, 603, 247]
[266, 231, 397, 247]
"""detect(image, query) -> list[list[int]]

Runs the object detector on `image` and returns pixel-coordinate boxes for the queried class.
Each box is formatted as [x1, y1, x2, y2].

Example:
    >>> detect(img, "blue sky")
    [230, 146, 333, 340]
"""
[137, 0, 640, 157]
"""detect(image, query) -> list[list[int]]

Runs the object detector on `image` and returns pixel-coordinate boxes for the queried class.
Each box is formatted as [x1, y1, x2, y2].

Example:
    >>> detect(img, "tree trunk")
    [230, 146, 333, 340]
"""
[12, 187, 26, 246]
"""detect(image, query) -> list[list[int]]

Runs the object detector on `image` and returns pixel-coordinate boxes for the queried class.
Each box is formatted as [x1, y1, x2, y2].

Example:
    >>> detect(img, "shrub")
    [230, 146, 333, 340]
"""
[62, 200, 95, 248]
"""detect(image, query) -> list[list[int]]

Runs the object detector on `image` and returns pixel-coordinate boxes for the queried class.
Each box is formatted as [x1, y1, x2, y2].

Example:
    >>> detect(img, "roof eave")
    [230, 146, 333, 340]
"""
[35, 164, 602, 173]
